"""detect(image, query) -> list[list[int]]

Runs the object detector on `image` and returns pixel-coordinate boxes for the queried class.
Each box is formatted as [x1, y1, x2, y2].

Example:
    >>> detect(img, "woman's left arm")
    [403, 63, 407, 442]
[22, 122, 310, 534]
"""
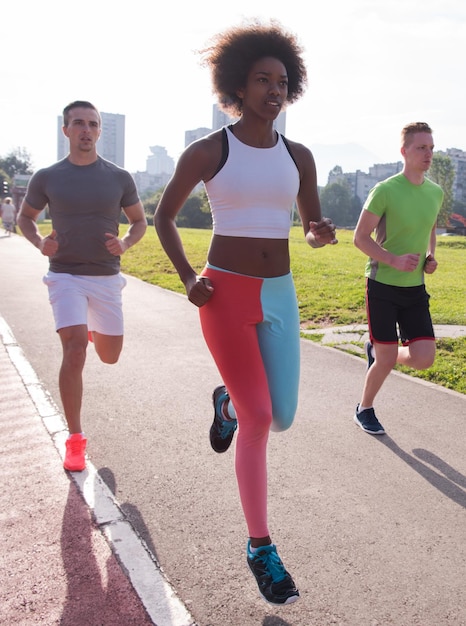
[290, 141, 338, 247]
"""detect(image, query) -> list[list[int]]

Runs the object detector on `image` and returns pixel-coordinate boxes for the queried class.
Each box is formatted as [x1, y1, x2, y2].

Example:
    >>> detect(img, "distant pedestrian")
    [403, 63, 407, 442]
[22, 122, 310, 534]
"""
[17, 100, 147, 472]
[353, 122, 444, 435]
[155, 20, 337, 605]
[0, 197, 16, 235]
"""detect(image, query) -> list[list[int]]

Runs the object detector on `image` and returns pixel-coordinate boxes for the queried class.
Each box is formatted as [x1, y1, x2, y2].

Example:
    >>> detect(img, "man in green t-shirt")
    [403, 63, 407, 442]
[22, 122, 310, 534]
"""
[353, 122, 444, 435]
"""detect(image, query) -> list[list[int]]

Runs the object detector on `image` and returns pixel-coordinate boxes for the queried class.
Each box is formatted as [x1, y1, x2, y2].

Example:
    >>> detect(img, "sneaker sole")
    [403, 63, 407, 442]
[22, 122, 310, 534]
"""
[63, 462, 86, 472]
[249, 576, 300, 606]
[281, 594, 300, 605]
[259, 593, 300, 606]
[353, 413, 385, 435]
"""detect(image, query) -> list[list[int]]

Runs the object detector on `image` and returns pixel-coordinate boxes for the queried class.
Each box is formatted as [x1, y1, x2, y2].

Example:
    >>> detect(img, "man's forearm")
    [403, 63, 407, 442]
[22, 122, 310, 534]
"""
[17, 215, 43, 249]
[122, 218, 147, 249]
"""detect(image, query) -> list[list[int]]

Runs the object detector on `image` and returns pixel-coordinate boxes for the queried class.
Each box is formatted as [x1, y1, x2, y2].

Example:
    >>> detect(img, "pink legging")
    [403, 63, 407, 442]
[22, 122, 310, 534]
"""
[199, 265, 300, 538]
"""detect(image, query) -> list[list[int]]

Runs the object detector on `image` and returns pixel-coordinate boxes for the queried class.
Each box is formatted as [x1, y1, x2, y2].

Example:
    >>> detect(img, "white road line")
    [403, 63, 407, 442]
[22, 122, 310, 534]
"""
[0, 315, 196, 626]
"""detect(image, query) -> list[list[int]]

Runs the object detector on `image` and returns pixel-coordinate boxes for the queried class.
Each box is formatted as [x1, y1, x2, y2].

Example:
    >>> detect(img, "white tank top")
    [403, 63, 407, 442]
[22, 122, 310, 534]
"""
[205, 126, 300, 238]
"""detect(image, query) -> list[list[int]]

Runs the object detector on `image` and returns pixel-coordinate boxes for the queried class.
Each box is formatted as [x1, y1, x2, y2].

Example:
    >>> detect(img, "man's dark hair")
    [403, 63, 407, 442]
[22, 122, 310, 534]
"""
[63, 100, 100, 126]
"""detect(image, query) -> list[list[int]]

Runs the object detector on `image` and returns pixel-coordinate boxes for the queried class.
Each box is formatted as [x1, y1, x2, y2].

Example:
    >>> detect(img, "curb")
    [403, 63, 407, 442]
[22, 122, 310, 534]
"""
[0, 315, 196, 626]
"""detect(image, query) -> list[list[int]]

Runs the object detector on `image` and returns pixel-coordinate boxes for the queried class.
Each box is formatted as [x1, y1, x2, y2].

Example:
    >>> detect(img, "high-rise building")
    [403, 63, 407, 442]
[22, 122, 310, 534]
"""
[146, 146, 174, 177]
[184, 127, 212, 148]
[212, 104, 237, 130]
[132, 146, 175, 195]
[439, 148, 466, 204]
[327, 162, 403, 205]
[57, 111, 125, 167]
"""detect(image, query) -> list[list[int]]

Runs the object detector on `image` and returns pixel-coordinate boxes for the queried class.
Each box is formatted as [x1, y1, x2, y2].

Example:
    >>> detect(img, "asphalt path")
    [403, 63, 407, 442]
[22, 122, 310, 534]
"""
[1, 233, 465, 626]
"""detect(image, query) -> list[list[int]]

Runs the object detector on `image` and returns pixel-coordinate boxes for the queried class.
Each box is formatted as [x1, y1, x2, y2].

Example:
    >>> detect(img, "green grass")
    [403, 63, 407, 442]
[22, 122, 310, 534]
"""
[37, 222, 466, 394]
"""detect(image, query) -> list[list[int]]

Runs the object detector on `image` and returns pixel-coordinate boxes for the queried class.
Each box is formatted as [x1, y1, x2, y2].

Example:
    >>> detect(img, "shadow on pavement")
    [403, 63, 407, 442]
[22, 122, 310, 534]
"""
[60, 478, 153, 625]
[375, 436, 466, 509]
[413, 448, 466, 490]
[263, 617, 293, 625]
[98, 466, 159, 560]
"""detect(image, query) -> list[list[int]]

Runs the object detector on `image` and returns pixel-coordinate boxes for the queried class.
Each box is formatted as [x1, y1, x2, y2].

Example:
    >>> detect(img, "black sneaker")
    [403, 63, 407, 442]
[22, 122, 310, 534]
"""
[365, 340, 375, 369]
[210, 385, 237, 453]
[354, 404, 385, 435]
[247, 541, 299, 605]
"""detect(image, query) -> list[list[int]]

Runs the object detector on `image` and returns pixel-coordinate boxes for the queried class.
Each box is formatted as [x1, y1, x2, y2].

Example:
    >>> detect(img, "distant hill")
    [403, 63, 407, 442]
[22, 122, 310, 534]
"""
[310, 143, 382, 187]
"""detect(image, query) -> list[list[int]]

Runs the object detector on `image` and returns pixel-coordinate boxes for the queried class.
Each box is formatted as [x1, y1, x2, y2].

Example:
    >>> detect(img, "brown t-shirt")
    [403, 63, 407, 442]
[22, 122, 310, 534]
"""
[25, 156, 140, 275]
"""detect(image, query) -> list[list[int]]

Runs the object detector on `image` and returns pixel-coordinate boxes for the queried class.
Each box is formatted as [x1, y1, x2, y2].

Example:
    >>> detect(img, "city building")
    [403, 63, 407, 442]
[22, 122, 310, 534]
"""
[132, 146, 175, 196]
[328, 146, 466, 209]
[328, 162, 403, 205]
[438, 148, 466, 205]
[146, 145, 174, 179]
[184, 127, 212, 148]
[212, 104, 237, 131]
[57, 111, 125, 167]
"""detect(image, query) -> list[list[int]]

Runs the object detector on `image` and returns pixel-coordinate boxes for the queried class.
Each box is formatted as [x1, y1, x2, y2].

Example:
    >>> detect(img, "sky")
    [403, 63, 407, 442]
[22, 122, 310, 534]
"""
[1, 0, 465, 186]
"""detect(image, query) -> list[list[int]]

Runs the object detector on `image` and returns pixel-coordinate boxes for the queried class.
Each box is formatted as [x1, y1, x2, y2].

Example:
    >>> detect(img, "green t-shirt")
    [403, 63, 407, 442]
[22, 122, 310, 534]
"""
[363, 173, 443, 287]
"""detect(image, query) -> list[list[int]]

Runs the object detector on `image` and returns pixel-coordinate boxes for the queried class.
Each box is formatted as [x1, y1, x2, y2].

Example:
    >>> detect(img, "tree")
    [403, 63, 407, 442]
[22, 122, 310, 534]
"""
[0, 148, 34, 179]
[176, 192, 212, 228]
[329, 165, 343, 178]
[139, 188, 212, 228]
[427, 153, 455, 227]
[141, 188, 165, 225]
[320, 181, 359, 227]
[452, 199, 466, 219]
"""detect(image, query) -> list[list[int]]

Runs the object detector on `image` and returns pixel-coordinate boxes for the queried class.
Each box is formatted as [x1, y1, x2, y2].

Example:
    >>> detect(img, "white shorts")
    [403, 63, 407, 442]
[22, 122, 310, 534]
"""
[43, 271, 127, 335]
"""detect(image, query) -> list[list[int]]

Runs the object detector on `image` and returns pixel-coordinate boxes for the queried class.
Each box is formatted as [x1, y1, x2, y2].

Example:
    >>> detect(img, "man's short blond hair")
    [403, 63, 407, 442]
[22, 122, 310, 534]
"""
[401, 122, 433, 147]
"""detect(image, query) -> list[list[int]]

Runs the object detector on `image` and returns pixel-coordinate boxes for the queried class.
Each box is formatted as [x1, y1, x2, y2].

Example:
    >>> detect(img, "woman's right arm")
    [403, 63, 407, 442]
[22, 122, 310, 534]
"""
[154, 134, 220, 304]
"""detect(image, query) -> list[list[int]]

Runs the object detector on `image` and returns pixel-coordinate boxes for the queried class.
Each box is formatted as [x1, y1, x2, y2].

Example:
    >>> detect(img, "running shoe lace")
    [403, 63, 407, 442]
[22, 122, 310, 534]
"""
[68, 439, 84, 455]
[219, 417, 236, 439]
[256, 547, 286, 583]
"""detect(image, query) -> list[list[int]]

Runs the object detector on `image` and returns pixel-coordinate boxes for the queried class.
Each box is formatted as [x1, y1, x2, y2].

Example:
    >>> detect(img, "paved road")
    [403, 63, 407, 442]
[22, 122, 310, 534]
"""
[1, 233, 465, 626]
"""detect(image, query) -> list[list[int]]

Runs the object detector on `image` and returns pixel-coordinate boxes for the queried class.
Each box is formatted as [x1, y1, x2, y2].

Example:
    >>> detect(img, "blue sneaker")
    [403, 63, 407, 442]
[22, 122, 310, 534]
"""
[210, 385, 237, 453]
[247, 541, 299, 605]
[354, 404, 385, 435]
[365, 340, 375, 369]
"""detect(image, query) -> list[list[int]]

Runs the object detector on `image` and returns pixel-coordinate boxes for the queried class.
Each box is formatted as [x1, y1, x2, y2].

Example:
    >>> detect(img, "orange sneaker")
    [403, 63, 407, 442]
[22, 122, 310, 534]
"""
[64, 433, 87, 471]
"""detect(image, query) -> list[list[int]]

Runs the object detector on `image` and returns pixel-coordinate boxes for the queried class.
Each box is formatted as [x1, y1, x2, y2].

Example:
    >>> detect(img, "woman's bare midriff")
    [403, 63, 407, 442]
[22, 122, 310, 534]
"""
[207, 234, 291, 278]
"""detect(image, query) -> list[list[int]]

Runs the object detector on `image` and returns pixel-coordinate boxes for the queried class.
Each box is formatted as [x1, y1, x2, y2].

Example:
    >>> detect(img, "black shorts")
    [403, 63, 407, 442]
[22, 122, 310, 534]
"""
[366, 278, 435, 345]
